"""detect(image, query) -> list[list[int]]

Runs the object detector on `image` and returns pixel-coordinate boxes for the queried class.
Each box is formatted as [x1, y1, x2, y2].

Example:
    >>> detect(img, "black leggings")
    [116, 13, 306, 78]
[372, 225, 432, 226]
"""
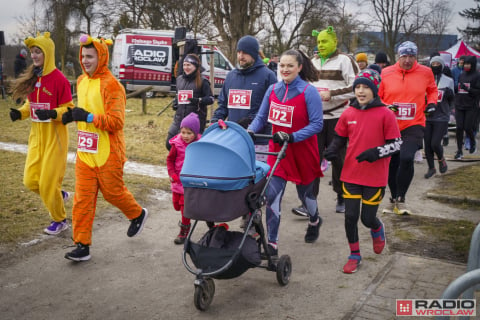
[424, 121, 448, 169]
[456, 108, 478, 151]
[343, 182, 384, 244]
[388, 140, 419, 200]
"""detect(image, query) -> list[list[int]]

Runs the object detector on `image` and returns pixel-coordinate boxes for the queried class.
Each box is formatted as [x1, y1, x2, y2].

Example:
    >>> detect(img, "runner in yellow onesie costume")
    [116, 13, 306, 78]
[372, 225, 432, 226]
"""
[10, 32, 73, 235]
[63, 35, 148, 262]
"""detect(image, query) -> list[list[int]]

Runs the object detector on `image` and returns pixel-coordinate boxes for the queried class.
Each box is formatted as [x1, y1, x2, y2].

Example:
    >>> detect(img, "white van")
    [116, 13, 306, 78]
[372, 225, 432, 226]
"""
[111, 28, 234, 96]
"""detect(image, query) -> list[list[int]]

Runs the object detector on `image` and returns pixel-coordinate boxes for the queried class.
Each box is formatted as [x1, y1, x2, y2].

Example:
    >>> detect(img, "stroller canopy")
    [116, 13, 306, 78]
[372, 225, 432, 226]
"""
[181, 121, 269, 191]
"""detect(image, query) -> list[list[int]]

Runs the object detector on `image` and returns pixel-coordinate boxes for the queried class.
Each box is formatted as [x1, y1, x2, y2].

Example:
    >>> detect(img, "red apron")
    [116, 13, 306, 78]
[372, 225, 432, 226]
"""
[267, 84, 323, 185]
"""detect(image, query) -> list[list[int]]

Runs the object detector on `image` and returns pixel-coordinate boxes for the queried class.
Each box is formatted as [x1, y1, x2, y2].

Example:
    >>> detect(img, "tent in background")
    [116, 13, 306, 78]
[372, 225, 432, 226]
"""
[444, 40, 480, 59]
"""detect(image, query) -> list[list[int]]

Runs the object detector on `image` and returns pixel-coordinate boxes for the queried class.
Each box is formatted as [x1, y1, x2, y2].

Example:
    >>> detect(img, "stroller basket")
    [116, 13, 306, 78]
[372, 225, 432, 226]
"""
[187, 228, 261, 279]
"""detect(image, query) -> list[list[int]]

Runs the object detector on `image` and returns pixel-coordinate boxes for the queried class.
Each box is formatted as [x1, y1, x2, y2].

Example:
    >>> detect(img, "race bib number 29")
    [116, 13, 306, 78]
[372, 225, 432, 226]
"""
[268, 101, 294, 128]
[77, 131, 99, 153]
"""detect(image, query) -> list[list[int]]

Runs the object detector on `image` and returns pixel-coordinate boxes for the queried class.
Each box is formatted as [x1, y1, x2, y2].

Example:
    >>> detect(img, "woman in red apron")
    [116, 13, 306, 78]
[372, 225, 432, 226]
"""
[248, 49, 324, 256]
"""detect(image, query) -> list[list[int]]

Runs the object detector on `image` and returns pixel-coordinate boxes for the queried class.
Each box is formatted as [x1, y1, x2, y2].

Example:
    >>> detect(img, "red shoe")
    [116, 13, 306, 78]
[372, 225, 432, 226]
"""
[343, 255, 362, 274]
[371, 222, 386, 254]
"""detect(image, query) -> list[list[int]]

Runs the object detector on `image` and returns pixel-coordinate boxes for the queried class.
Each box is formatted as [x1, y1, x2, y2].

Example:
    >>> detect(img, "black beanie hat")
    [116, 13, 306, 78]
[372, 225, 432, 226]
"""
[375, 52, 388, 64]
[236, 35, 259, 60]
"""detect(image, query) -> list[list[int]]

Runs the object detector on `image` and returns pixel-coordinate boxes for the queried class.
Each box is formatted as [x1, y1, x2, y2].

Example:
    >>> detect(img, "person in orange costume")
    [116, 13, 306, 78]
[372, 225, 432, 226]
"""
[63, 35, 148, 262]
[10, 31, 73, 235]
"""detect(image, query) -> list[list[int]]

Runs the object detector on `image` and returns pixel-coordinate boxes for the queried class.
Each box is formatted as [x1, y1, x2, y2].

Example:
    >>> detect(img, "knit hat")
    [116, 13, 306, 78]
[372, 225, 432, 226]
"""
[20, 49, 28, 58]
[183, 54, 199, 68]
[430, 56, 445, 68]
[353, 69, 381, 97]
[236, 35, 259, 60]
[398, 41, 418, 57]
[367, 64, 382, 74]
[374, 52, 388, 64]
[180, 112, 200, 136]
[356, 52, 368, 63]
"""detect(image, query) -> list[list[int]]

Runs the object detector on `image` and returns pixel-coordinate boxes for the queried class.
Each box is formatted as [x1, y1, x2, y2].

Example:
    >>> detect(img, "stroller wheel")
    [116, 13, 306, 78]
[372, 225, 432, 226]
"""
[276, 255, 292, 286]
[194, 278, 215, 311]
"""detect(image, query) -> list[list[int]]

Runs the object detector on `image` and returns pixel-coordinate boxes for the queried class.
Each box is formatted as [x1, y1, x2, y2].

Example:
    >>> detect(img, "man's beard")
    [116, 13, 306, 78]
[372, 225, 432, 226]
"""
[237, 60, 254, 70]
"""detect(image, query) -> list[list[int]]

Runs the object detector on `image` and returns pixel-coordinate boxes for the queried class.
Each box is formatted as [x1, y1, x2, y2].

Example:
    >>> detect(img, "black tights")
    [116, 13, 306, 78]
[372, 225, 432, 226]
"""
[388, 140, 419, 200]
[424, 121, 448, 169]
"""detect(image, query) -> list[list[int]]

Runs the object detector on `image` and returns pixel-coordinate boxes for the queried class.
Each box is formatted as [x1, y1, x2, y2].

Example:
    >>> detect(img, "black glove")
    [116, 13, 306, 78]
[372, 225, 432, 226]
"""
[237, 117, 251, 129]
[9, 108, 21, 122]
[387, 104, 398, 112]
[62, 108, 73, 125]
[424, 103, 436, 116]
[72, 107, 90, 122]
[273, 131, 293, 145]
[356, 147, 380, 163]
[323, 148, 338, 161]
[188, 97, 200, 105]
[35, 109, 57, 120]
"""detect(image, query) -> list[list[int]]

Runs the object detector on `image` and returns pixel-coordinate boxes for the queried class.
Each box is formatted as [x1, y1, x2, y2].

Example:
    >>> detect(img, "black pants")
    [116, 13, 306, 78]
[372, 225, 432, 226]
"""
[388, 125, 424, 200]
[315, 118, 345, 196]
[424, 121, 448, 169]
[456, 108, 478, 152]
[343, 182, 384, 244]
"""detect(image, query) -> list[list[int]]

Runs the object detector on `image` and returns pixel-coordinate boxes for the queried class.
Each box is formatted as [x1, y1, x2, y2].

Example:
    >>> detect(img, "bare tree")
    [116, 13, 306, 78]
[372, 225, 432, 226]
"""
[202, 0, 264, 62]
[369, 0, 420, 62]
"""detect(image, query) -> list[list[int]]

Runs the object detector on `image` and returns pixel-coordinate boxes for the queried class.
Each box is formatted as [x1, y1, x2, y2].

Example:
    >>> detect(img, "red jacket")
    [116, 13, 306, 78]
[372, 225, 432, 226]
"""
[379, 61, 437, 131]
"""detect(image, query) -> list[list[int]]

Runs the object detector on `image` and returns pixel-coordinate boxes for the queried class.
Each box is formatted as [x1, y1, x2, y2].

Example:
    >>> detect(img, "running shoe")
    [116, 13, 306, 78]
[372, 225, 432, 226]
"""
[343, 255, 362, 274]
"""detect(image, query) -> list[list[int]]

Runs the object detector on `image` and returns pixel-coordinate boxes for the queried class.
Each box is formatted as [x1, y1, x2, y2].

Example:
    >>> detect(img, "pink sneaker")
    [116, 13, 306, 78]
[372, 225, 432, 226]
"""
[343, 255, 362, 274]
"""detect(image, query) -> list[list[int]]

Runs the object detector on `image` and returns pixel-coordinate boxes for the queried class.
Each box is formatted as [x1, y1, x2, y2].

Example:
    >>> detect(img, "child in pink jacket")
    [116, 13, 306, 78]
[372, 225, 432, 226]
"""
[166, 112, 201, 244]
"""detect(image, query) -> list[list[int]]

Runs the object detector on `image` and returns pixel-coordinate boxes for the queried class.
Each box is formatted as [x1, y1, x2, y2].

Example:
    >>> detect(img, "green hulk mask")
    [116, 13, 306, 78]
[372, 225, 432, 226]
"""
[312, 26, 337, 64]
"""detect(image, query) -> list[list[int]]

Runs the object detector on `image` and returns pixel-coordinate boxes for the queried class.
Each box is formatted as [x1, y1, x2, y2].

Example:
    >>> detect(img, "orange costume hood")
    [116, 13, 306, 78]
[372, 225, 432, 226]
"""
[78, 35, 113, 78]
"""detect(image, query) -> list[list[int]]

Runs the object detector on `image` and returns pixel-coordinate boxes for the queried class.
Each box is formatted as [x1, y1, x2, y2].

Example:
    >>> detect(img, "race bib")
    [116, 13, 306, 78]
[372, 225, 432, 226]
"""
[437, 89, 444, 103]
[393, 102, 416, 120]
[30, 102, 51, 123]
[458, 82, 470, 94]
[227, 89, 252, 109]
[77, 131, 99, 153]
[316, 87, 329, 93]
[178, 90, 193, 104]
[268, 101, 294, 128]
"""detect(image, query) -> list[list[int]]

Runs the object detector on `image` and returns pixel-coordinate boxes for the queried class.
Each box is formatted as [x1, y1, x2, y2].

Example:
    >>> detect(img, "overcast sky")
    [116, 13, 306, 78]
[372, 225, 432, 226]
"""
[0, 0, 476, 45]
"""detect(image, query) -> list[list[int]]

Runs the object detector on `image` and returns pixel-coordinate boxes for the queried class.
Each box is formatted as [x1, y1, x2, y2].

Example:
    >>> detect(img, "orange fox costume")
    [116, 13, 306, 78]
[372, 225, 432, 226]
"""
[70, 35, 143, 246]
[15, 32, 73, 223]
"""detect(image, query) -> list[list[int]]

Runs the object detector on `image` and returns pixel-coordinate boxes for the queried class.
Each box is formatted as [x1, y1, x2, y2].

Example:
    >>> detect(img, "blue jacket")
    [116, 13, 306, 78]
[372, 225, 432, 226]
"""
[249, 76, 323, 142]
[212, 57, 277, 124]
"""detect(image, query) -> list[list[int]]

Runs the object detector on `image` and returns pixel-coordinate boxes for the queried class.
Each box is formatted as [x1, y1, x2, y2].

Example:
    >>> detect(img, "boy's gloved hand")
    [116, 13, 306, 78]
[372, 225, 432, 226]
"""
[356, 147, 380, 163]
[273, 131, 293, 145]
[35, 109, 57, 120]
[323, 148, 338, 161]
[62, 107, 73, 124]
[72, 107, 90, 122]
[9, 108, 21, 122]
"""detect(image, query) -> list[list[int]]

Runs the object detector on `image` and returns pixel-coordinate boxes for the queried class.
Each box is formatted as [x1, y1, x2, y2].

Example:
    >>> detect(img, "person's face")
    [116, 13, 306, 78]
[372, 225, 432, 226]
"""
[183, 61, 196, 75]
[463, 62, 472, 72]
[81, 47, 99, 76]
[237, 51, 255, 69]
[355, 83, 374, 105]
[398, 55, 416, 70]
[30, 47, 44, 67]
[358, 61, 368, 70]
[458, 59, 464, 67]
[279, 54, 302, 83]
[316, 32, 337, 57]
[180, 127, 195, 144]
[376, 62, 387, 69]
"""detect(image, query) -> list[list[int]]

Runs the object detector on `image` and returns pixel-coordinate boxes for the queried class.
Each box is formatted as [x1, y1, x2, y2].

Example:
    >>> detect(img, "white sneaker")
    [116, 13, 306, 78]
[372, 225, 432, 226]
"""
[414, 150, 423, 163]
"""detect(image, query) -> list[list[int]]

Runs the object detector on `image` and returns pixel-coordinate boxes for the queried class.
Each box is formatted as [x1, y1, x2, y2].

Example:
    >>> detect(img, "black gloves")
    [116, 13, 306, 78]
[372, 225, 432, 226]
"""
[188, 97, 200, 105]
[237, 117, 251, 129]
[35, 109, 57, 120]
[62, 108, 73, 125]
[323, 148, 338, 161]
[9, 108, 21, 122]
[356, 147, 380, 163]
[424, 103, 436, 116]
[273, 131, 294, 145]
[72, 107, 90, 122]
[460, 83, 469, 91]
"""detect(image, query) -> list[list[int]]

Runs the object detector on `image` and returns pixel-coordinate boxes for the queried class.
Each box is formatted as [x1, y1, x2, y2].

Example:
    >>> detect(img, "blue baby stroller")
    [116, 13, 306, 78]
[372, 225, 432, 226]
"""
[180, 120, 292, 311]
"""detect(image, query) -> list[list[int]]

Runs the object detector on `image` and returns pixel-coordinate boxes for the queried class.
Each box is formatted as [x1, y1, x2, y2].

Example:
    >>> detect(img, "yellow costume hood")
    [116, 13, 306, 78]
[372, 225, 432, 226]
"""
[24, 31, 56, 76]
